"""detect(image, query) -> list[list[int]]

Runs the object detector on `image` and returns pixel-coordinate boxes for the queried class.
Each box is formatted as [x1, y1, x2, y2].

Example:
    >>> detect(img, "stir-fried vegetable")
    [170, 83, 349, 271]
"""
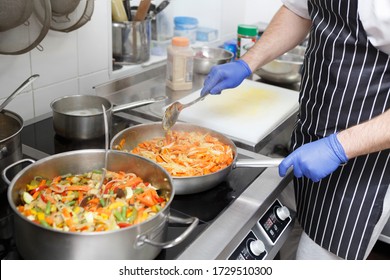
[17, 170, 168, 232]
[115, 131, 234, 177]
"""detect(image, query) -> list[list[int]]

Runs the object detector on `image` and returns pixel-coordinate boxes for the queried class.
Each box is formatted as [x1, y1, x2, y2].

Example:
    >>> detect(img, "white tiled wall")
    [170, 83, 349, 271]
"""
[0, 0, 280, 121]
[0, 0, 111, 121]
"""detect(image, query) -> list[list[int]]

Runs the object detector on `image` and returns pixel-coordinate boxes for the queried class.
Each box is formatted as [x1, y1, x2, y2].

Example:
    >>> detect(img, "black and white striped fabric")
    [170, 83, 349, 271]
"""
[292, 0, 390, 259]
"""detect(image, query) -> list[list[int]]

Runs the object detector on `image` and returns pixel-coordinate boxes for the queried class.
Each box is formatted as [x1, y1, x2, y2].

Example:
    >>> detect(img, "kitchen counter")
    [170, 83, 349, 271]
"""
[95, 63, 298, 155]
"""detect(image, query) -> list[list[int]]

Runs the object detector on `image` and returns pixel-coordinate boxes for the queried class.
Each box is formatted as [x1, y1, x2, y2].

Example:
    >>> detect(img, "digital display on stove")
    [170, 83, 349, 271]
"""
[258, 199, 291, 244]
[263, 217, 275, 231]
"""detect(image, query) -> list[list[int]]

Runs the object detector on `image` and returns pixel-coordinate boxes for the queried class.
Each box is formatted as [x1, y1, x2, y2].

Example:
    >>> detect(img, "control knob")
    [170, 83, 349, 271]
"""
[249, 239, 266, 256]
[276, 206, 290, 221]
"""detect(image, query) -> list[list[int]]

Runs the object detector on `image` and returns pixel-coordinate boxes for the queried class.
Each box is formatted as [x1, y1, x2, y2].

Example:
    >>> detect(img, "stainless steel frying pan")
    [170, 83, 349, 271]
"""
[110, 122, 283, 195]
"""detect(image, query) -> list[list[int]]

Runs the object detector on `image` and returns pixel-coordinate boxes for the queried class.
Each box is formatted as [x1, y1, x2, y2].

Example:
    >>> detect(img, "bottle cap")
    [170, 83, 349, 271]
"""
[172, 37, 190, 47]
[237, 24, 258, 37]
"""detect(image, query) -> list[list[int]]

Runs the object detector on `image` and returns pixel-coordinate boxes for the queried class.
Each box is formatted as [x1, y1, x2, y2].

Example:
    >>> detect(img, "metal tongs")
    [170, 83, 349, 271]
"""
[80, 105, 109, 206]
[0, 74, 39, 113]
[98, 104, 109, 190]
[162, 93, 209, 131]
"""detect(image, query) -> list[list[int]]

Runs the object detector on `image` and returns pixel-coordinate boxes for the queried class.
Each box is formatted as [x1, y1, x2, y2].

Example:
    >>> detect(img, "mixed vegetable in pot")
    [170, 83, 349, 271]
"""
[17, 170, 169, 232]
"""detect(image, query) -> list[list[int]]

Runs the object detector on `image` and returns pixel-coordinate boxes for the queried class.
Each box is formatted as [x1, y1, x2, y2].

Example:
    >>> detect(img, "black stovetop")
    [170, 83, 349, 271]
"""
[1, 115, 264, 260]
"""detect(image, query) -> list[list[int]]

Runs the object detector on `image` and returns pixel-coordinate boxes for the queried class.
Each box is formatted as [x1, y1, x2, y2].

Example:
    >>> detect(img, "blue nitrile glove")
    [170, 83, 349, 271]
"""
[279, 133, 348, 182]
[200, 59, 252, 96]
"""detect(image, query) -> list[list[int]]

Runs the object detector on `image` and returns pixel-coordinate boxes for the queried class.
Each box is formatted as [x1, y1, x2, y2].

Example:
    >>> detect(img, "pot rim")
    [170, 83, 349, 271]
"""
[7, 149, 174, 236]
[0, 109, 24, 143]
[50, 95, 113, 117]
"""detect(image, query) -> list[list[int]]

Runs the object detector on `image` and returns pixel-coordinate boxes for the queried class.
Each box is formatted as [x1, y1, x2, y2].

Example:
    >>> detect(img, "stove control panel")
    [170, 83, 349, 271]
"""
[258, 199, 292, 244]
[228, 231, 267, 260]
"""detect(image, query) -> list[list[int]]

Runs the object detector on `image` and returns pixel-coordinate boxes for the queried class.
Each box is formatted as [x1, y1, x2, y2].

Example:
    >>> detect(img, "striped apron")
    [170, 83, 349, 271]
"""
[292, 0, 390, 259]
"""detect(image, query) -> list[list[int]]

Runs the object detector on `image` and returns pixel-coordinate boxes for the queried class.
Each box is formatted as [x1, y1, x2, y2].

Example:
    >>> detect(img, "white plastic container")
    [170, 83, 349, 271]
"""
[166, 37, 194, 91]
[196, 27, 218, 42]
[173, 17, 198, 44]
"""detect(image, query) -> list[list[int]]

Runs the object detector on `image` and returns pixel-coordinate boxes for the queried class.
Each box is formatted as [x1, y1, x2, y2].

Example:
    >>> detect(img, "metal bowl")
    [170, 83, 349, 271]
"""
[254, 45, 306, 84]
[193, 46, 234, 75]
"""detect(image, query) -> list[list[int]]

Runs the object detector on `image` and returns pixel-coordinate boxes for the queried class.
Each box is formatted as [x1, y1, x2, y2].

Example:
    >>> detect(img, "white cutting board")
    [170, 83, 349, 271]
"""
[177, 79, 299, 146]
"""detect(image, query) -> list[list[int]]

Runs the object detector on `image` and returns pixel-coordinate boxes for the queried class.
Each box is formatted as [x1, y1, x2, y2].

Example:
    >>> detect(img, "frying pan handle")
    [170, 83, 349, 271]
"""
[111, 95, 167, 113]
[136, 215, 199, 249]
[1, 158, 35, 185]
[233, 157, 284, 168]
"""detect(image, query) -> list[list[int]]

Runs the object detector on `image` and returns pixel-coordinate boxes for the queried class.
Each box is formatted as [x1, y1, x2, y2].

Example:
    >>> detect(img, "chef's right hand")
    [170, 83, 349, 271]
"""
[278, 133, 348, 182]
[200, 59, 252, 96]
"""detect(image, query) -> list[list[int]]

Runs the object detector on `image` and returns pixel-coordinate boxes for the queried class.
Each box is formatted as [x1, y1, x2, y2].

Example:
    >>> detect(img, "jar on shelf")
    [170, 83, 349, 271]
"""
[236, 24, 258, 59]
[166, 37, 194, 91]
[173, 17, 198, 44]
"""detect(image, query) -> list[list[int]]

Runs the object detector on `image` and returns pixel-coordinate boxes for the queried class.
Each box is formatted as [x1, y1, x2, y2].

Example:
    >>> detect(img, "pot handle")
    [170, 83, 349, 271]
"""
[1, 158, 35, 185]
[0, 146, 7, 160]
[136, 215, 199, 249]
[233, 157, 284, 168]
[112, 95, 167, 113]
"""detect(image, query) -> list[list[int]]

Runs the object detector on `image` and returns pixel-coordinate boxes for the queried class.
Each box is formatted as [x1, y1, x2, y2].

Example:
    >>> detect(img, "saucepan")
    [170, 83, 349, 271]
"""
[3, 149, 199, 259]
[110, 122, 283, 195]
[50, 95, 166, 140]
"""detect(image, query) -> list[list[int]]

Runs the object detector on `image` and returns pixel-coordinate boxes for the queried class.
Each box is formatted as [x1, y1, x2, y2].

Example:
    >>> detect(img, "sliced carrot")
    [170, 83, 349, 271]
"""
[87, 198, 100, 205]
[32, 191, 41, 200]
[52, 176, 62, 184]
[45, 216, 54, 226]
[78, 192, 84, 205]
[44, 193, 56, 204]
[62, 208, 71, 219]
[65, 185, 91, 192]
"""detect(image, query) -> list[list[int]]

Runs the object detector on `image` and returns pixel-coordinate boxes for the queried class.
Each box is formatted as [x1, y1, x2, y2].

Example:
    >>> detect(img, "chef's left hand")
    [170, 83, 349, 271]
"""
[279, 133, 348, 182]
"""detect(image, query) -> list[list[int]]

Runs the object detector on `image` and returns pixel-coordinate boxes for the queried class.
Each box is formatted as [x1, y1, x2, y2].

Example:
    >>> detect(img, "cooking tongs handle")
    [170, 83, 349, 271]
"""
[136, 215, 199, 249]
[0, 74, 39, 112]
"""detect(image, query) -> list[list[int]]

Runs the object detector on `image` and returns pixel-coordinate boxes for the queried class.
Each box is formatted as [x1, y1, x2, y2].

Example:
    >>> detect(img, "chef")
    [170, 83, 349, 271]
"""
[200, 0, 390, 260]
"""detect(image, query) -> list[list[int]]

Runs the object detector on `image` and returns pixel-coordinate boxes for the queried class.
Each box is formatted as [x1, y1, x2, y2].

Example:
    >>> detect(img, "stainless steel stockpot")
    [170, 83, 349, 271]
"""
[5, 149, 198, 259]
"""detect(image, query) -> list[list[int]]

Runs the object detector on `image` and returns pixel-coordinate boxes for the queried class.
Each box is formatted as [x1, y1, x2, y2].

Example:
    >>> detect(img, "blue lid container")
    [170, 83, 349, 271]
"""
[174, 17, 198, 30]
[223, 39, 237, 60]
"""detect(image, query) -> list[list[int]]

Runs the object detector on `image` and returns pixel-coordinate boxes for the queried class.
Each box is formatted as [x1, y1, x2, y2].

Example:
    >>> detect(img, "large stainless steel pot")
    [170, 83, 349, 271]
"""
[0, 110, 23, 194]
[4, 150, 198, 259]
[110, 122, 283, 195]
[50, 95, 166, 140]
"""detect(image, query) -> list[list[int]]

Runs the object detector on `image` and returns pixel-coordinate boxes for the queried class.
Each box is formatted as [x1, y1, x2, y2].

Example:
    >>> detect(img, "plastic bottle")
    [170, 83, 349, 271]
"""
[236, 24, 258, 59]
[166, 37, 194, 91]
